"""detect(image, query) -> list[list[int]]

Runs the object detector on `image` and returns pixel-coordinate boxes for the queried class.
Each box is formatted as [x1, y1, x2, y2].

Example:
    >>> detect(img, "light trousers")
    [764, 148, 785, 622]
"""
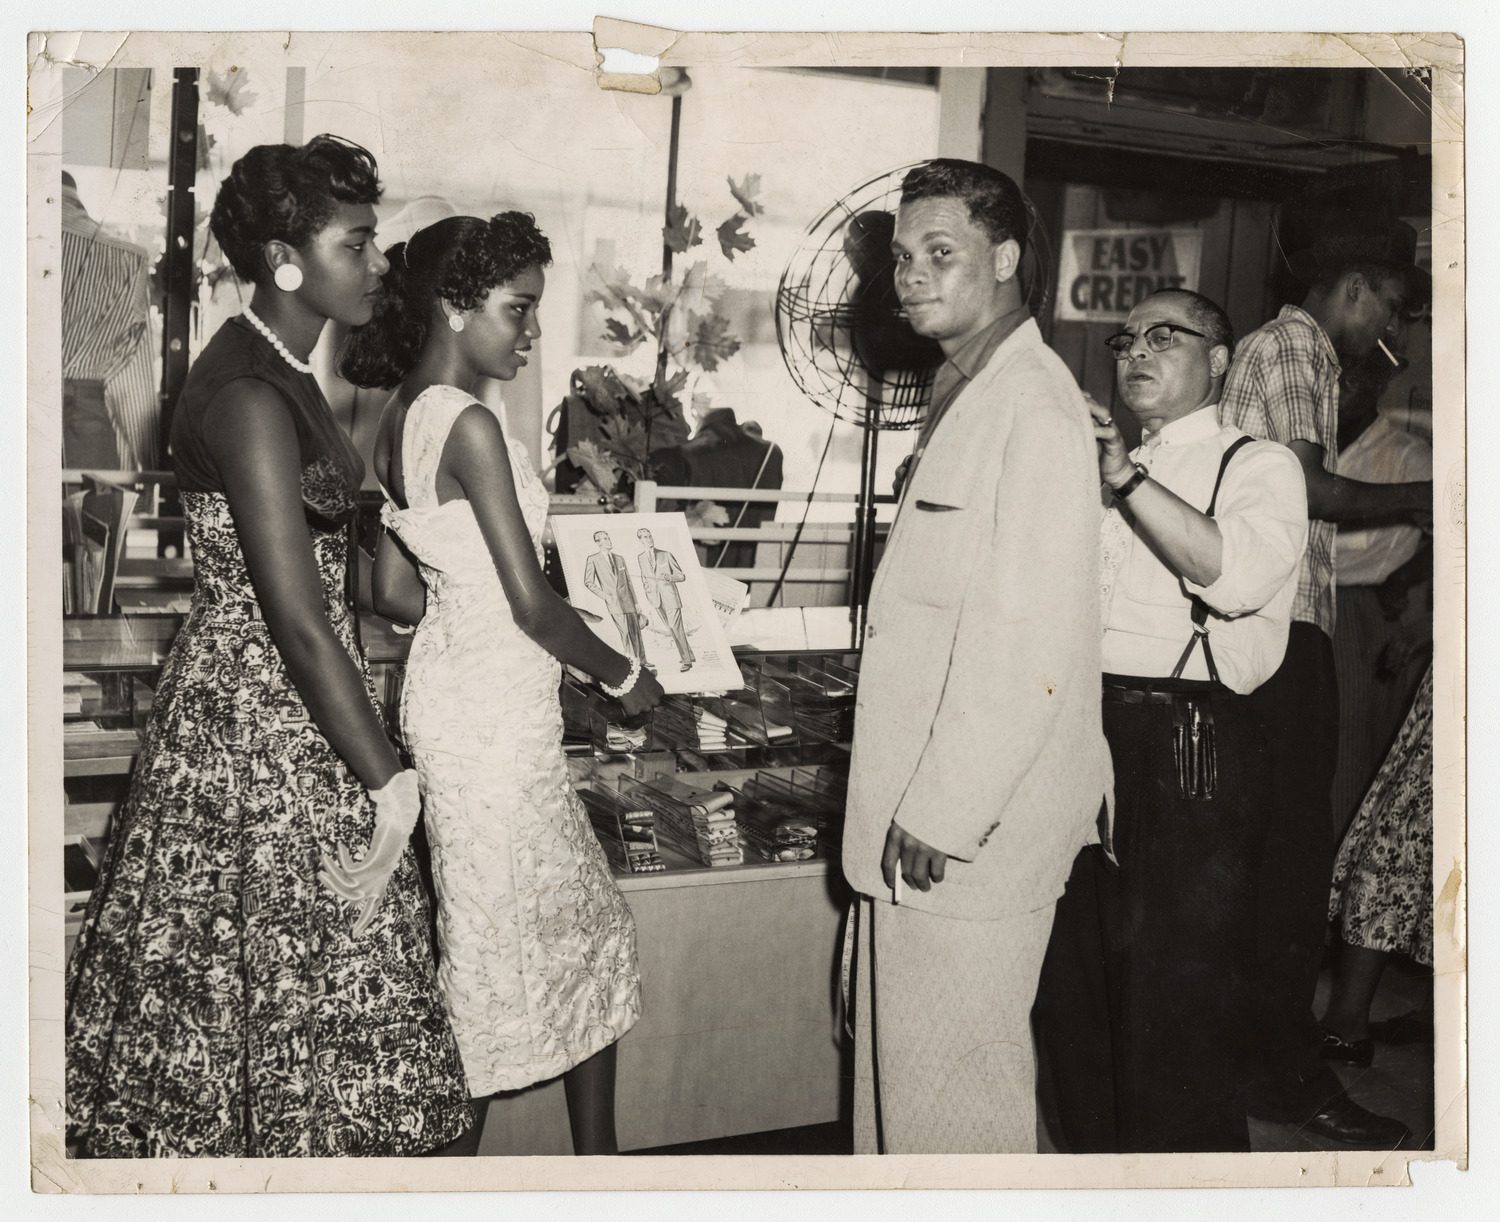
[852, 896, 1055, 1154]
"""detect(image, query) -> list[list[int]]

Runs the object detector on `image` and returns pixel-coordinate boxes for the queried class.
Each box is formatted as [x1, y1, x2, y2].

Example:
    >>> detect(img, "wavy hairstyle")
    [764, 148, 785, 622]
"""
[339, 212, 553, 390]
[900, 158, 1029, 257]
[209, 133, 382, 284]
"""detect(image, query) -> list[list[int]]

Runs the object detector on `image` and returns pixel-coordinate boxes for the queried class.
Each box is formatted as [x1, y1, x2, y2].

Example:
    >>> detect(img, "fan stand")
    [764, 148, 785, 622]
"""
[849, 396, 881, 649]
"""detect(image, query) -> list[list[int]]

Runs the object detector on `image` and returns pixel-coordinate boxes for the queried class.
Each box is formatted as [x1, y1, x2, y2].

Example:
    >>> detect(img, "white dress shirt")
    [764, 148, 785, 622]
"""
[1100, 404, 1309, 695]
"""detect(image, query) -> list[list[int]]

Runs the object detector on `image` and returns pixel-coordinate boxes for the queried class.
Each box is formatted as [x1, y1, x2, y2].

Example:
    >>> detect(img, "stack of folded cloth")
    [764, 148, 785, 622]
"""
[642, 696, 712, 752]
[793, 766, 848, 848]
[577, 785, 666, 874]
[733, 789, 819, 862]
[602, 721, 649, 752]
[623, 775, 743, 867]
[693, 704, 729, 751]
[784, 674, 855, 743]
[719, 695, 795, 747]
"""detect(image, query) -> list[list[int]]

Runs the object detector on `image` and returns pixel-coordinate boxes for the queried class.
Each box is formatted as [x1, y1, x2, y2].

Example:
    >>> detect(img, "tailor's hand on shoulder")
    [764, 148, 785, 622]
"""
[1086, 395, 1133, 486]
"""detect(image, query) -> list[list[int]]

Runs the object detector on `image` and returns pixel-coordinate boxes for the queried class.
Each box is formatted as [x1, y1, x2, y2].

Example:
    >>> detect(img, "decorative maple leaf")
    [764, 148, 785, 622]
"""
[716, 213, 756, 261]
[675, 261, 728, 314]
[583, 264, 635, 309]
[601, 317, 645, 351]
[663, 204, 703, 254]
[598, 415, 651, 470]
[637, 273, 677, 314]
[205, 66, 258, 116]
[612, 370, 650, 401]
[689, 314, 741, 372]
[727, 174, 764, 217]
[567, 440, 623, 496]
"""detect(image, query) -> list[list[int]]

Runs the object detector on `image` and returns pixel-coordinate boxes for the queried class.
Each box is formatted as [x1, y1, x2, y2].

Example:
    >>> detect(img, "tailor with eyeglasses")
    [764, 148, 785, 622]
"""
[1031, 288, 1309, 1153]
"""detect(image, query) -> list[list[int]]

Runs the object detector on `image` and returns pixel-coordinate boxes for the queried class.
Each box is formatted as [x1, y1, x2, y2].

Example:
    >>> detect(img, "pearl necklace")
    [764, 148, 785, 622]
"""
[243, 306, 314, 374]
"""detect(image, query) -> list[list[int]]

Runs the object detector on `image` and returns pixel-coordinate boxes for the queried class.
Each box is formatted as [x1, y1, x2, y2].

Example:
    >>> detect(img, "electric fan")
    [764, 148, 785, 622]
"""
[773, 162, 1053, 632]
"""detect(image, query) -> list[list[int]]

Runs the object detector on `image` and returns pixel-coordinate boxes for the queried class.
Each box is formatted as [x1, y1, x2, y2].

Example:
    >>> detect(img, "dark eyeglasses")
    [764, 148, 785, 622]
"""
[1104, 323, 1207, 360]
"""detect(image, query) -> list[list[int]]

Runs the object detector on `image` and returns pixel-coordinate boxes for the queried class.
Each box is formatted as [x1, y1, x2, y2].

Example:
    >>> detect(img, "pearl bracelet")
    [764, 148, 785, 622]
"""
[600, 656, 642, 699]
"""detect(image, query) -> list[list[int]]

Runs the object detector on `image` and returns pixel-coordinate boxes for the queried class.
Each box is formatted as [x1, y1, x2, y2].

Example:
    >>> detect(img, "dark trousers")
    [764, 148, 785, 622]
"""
[1246, 621, 1343, 1112]
[1033, 686, 1271, 1152]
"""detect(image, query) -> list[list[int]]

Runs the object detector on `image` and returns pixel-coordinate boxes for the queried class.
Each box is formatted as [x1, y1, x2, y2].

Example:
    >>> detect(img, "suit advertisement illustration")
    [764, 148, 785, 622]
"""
[553, 512, 741, 695]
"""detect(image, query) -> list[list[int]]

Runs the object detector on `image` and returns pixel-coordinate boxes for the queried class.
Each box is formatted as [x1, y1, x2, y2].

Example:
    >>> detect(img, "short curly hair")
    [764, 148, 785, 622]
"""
[209, 133, 382, 284]
[900, 158, 1029, 257]
[339, 212, 553, 389]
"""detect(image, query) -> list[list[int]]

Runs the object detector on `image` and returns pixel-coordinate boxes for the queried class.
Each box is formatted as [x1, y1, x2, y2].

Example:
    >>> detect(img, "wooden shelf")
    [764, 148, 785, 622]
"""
[64, 754, 138, 778]
[64, 615, 183, 670]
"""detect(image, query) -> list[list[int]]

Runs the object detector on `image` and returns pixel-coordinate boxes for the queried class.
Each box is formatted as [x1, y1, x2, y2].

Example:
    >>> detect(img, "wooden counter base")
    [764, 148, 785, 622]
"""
[477, 859, 851, 1155]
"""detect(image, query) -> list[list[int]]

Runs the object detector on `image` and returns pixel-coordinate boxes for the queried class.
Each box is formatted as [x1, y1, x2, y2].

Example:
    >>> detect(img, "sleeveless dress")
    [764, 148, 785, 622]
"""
[380, 384, 640, 1096]
[65, 317, 472, 1157]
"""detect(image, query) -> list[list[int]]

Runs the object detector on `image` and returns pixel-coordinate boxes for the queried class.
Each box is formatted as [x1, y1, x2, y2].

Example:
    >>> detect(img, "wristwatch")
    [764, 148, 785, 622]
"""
[1112, 462, 1149, 499]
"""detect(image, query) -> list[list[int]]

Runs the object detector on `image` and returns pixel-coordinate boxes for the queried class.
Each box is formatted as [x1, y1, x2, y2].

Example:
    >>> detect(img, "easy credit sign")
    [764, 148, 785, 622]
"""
[1055, 228, 1203, 324]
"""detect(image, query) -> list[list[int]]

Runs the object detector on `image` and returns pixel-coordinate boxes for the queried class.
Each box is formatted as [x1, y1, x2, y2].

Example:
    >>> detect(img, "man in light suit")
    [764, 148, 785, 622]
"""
[583, 530, 645, 660]
[842, 159, 1111, 1154]
[636, 527, 695, 671]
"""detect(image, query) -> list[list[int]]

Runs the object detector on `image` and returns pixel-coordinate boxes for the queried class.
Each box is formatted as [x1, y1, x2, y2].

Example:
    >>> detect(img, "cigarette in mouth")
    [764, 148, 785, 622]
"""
[1377, 338, 1401, 367]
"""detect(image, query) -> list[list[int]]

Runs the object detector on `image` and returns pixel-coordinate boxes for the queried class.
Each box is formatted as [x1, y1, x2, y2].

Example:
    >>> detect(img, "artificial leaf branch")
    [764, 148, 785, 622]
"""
[562, 172, 765, 501]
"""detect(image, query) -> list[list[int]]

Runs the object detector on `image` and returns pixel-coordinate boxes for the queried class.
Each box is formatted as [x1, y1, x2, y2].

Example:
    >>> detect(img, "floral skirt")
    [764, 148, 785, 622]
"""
[66, 599, 472, 1157]
[1328, 665, 1434, 965]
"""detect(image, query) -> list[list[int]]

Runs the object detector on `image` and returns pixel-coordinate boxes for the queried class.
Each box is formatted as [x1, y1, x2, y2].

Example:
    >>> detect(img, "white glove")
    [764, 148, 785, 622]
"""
[319, 768, 421, 937]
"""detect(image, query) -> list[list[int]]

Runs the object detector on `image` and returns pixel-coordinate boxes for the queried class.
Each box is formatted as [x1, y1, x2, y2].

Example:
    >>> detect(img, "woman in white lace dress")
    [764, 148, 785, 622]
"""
[339, 213, 662, 1154]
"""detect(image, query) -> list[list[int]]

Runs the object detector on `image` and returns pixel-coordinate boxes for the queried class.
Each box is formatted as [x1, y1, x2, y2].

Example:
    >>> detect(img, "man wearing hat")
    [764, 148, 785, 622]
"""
[1220, 213, 1431, 1147]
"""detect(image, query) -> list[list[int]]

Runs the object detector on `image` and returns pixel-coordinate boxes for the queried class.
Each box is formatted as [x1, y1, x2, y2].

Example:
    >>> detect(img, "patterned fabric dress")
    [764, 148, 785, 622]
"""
[380, 384, 640, 1096]
[1328, 663, 1434, 964]
[65, 318, 472, 1157]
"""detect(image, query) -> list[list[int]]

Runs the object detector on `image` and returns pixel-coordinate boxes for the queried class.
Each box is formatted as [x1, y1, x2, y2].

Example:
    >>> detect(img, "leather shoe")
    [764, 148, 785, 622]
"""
[1319, 1025, 1374, 1067]
[1298, 1091, 1410, 1148]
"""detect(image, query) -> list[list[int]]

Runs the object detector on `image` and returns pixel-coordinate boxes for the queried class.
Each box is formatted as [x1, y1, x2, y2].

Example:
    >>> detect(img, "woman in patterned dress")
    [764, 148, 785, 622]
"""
[1320, 660, 1434, 1067]
[65, 135, 472, 1157]
[339, 214, 662, 1155]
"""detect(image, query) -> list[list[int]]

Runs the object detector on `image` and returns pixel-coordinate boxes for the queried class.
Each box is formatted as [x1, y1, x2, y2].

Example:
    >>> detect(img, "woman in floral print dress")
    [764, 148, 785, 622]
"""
[1320, 661, 1434, 1066]
[65, 135, 472, 1157]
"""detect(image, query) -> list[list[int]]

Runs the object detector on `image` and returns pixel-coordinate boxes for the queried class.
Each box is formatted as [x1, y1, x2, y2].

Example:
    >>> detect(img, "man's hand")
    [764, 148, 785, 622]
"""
[893, 453, 913, 499]
[882, 821, 949, 892]
[1086, 395, 1134, 487]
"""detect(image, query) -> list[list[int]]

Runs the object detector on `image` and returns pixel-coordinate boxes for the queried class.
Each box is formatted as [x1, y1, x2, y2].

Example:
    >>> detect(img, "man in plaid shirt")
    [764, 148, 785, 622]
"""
[1221, 214, 1431, 1148]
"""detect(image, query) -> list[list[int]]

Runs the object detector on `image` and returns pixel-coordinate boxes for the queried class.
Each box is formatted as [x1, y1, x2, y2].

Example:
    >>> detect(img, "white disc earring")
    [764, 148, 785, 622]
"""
[448, 313, 466, 333]
[273, 263, 304, 292]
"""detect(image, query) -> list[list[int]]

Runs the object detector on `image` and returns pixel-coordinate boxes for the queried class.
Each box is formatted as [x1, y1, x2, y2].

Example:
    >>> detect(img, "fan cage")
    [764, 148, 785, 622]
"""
[775, 162, 1053, 432]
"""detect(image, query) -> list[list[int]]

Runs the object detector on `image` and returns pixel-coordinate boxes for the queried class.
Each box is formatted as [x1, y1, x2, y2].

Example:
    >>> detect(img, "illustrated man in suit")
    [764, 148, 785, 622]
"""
[636, 527, 695, 671]
[841, 159, 1111, 1154]
[582, 530, 645, 660]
